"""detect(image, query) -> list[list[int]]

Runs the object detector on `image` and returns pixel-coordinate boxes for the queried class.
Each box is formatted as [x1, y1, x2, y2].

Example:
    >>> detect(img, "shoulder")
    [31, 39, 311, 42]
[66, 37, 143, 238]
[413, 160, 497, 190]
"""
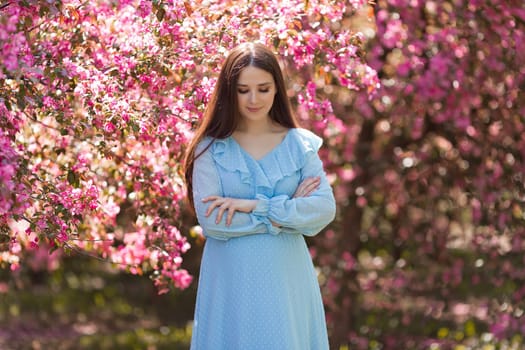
[195, 136, 212, 154]
[288, 128, 323, 152]
[195, 135, 235, 166]
[195, 136, 227, 155]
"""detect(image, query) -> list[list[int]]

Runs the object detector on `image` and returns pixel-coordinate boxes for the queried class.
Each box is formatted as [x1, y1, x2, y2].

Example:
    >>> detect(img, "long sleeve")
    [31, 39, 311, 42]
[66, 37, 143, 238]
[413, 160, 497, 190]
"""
[192, 140, 271, 241]
[252, 140, 336, 237]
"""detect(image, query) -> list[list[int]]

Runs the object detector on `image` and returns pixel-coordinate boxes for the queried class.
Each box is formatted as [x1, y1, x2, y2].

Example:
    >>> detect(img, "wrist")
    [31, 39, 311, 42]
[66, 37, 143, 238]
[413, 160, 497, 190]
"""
[270, 220, 281, 228]
[252, 195, 270, 217]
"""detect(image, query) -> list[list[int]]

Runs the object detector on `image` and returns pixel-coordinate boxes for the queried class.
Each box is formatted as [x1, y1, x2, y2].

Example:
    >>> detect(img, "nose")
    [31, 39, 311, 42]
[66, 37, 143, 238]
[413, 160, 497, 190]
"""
[249, 91, 257, 104]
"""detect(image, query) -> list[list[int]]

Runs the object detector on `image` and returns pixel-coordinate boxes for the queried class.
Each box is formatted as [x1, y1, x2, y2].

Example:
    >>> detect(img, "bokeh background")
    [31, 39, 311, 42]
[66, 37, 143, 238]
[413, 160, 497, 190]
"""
[1, 1, 524, 349]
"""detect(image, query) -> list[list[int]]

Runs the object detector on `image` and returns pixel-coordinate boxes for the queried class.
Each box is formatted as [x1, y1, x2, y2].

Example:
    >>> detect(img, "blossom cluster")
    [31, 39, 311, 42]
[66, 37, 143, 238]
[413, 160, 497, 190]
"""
[311, 0, 525, 347]
[1, 0, 375, 293]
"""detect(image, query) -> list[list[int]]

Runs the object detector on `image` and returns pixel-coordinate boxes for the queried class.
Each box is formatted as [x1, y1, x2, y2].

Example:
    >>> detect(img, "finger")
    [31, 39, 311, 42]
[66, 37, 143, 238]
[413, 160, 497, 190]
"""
[307, 177, 321, 186]
[205, 198, 223, 217]
[298, 178, 320, 196]
[295, 181, 310, 194]
[202, 196, 220, 203]
[307, 178, 321, 190]
[294, 183, 309, 197]
[226, 208, 236, 226]
[302, 177, 319, 189]
[303, 176, 320, 183]
[306, 183, 321, 196]
[303, 184, 319, 197]
[294, 178, 316, 198]
[216, 202, 229, 224]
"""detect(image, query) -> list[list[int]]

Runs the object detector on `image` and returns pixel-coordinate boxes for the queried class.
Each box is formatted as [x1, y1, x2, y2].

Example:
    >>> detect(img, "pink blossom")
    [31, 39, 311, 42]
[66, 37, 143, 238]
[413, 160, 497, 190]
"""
[341, 251, 356, 271]
[356, 196, 367, 208]
[382, 18, 407, 49]
[104, 121, 116, 133]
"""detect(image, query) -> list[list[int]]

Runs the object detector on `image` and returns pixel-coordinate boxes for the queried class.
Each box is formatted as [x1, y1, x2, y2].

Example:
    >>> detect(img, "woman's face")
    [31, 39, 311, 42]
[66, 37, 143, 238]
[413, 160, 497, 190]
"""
[236, 66, 276, 124]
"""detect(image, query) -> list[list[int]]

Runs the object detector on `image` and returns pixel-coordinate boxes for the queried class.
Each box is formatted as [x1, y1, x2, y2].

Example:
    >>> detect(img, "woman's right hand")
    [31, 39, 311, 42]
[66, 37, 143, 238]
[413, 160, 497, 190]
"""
[202, 196, 258, 226]
[293, 176, 321, 198]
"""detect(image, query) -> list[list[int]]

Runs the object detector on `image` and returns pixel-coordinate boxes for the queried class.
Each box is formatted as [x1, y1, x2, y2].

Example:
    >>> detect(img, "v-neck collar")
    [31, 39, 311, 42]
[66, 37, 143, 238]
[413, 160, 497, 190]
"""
[230, 129, 293, 162]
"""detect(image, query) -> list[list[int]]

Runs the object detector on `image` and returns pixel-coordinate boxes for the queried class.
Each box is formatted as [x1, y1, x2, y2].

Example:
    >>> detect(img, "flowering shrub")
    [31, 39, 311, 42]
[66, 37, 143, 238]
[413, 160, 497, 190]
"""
[309, 0, 525, 347]
[0, 0, 375, 293]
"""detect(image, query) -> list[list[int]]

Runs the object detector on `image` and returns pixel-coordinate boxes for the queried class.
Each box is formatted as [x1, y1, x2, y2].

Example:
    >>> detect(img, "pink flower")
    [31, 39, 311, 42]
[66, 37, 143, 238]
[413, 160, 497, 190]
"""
[103, 121, 116, 133]
[341, 251, 356, 271]
[382, 19, 407, 49]
[57, 231, 68, 243]
[2, 54, 18, 71]
[42, 96, 57, 108]
[356, 196, 367, 208]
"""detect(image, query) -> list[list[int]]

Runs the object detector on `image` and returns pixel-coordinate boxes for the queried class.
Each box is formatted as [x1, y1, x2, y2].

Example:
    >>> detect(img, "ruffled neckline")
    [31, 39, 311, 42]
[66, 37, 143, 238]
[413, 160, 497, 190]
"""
[207, 128, 320, 192]
[230, 129, 292, 163]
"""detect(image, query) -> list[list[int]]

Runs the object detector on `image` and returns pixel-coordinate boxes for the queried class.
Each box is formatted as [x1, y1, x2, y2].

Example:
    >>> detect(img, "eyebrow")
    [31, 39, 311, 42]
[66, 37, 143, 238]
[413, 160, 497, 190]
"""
[237, 82, 273, 87]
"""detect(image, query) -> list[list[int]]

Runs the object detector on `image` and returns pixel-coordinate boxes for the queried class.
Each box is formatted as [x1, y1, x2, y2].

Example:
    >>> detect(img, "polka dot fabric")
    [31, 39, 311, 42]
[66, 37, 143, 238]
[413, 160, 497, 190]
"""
[190, 128, 335, 350]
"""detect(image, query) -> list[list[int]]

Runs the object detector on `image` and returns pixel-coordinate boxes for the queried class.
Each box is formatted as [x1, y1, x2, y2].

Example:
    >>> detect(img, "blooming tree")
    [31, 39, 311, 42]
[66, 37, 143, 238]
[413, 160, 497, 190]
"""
[308, 0, 525, 347]
[0, 0, 376, 294]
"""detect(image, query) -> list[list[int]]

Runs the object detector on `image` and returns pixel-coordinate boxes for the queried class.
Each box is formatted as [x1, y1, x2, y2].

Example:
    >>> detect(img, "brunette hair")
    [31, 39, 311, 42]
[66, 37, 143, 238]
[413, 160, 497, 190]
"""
[183, 42, 298, 212]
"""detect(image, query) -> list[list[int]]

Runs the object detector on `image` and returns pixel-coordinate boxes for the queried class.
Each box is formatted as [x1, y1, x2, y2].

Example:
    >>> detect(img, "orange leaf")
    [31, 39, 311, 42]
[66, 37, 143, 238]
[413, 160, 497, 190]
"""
[293, 18, 302, 30]
[367, 5, 375, 19]
[184, 2, 193, 16]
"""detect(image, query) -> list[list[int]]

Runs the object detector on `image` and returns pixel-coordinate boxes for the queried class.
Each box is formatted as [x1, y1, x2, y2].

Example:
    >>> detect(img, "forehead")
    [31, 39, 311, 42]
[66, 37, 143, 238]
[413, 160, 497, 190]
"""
[237, 66, 274, 85]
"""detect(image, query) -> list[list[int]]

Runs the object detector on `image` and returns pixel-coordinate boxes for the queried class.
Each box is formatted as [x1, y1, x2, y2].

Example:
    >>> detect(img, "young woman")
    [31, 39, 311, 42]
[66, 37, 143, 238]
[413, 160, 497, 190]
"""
[183, 42, 336, 350]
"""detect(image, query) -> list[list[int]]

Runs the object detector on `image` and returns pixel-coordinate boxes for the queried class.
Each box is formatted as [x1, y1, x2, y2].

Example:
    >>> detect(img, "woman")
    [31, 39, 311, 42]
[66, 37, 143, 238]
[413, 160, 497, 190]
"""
[183, 42, 336, 350]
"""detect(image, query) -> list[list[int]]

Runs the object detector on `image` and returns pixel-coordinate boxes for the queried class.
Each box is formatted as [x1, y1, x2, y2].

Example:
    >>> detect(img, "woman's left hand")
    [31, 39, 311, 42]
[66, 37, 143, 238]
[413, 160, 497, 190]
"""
[202, 196, 258, 226]
[293, 176, 320, 198]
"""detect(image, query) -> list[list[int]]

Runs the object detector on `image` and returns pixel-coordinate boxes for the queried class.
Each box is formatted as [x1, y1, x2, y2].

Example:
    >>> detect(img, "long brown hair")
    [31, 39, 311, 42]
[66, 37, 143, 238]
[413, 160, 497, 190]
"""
[183, 42, 298, 212]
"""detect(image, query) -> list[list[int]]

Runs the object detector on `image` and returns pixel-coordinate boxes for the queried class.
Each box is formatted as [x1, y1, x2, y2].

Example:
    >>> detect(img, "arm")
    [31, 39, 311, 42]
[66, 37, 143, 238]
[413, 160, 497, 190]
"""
[192, 142, 273, 241]
[252, 147, 336, 237]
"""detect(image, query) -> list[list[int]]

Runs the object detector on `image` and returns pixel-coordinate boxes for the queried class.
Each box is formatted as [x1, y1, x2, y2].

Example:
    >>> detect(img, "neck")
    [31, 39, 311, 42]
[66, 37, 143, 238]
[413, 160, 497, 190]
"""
[236, 117, 276, 134]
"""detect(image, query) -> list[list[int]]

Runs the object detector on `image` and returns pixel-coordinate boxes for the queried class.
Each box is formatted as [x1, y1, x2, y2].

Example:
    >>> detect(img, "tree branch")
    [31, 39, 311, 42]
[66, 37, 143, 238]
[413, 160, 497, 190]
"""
[0, 3, 11, 11]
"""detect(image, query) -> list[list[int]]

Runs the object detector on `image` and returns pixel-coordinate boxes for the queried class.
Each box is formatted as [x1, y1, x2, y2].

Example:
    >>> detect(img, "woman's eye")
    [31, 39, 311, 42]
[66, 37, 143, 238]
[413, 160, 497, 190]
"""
[237, 88, 270, 94]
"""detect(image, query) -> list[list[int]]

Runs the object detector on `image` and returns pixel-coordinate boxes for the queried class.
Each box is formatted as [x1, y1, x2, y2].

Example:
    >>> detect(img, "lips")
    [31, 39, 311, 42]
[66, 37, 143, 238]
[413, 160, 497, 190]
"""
[247, 107, 262, 113]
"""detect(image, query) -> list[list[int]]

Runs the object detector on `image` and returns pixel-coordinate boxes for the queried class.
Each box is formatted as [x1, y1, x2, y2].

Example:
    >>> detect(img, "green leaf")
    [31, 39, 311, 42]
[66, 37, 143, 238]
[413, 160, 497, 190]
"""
[49, 244, 59, 254]
[3, 98, 11, 110]
[17, 85, 27, 110]
[38, 5, 49, 17]
[156, 7, 166, 22]
[464, 319, 476, 337]
[54, 147, 66, 155]
[67, 169, 80, 188]
[23, 16, 33, 29]
[130, 122, 140, 133]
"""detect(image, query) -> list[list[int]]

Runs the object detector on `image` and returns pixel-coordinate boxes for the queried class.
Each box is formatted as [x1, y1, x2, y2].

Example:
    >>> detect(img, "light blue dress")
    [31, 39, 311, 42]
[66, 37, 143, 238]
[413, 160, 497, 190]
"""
[190, 128, 336, 350]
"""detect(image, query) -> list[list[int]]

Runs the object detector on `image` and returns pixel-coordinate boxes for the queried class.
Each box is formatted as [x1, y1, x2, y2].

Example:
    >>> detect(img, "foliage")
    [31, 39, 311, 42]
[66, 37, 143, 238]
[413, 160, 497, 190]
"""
[2, 257, 521, 349]
[308, 0, 525, 347]
[0, 256, 193, 349]
[0, 0, 376, 293]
